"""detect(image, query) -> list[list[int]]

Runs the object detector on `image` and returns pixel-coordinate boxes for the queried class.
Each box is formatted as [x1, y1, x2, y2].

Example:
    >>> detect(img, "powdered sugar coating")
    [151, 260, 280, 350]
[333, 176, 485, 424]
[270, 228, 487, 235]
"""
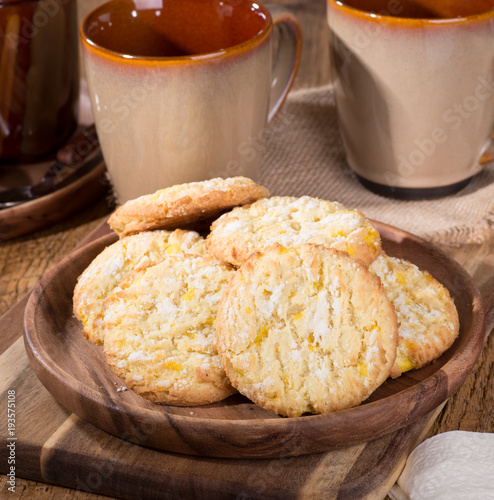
[215, 243, 398, 417]
[73, 229, 207, 345]
[103, 254, 237, 406]
[207, 196, 381, 267]
[369, 254, 460, 377]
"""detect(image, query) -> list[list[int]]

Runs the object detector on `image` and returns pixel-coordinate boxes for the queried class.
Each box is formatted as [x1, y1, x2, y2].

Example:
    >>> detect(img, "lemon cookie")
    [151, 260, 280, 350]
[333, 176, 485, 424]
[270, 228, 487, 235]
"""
[369, 254, 460, 378]
[73, 229, 207, 345]
[103, 254, 237, 406]
[108, 176, 269, 238]
[215, 243, 398, 417]
[207, 196, 381, 267]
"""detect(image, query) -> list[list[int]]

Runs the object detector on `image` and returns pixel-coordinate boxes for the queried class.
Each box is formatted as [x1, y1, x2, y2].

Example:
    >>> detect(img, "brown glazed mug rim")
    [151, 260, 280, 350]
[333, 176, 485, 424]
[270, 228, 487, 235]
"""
[81, 0, 273, 65]
[327, 0, 494, 25]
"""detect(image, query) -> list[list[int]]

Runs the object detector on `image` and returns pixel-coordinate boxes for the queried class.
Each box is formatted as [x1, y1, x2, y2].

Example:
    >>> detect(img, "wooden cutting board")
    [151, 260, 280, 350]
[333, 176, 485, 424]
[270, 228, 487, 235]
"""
[0, 221, 488, 499]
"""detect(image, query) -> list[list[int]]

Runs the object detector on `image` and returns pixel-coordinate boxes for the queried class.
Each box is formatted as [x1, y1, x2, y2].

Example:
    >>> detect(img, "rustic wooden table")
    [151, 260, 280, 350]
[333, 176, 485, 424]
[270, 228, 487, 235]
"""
[1, 0, 493, 498]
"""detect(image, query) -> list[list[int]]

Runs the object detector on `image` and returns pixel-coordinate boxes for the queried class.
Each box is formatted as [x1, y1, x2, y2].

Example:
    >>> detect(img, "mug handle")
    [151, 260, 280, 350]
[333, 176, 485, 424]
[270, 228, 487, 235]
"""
[480, 131, 494, 165]
[266, 5, 302, 123]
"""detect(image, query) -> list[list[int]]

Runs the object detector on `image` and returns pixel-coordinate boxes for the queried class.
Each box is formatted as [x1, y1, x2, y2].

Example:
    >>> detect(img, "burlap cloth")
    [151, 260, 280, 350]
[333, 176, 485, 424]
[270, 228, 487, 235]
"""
[259, 85, 494, 247]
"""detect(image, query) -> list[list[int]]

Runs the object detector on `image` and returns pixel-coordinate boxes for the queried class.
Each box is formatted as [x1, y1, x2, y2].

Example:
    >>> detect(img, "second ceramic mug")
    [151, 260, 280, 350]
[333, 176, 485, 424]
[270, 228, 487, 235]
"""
[81, 0, 301, 203]
[327, 0, 494, 199]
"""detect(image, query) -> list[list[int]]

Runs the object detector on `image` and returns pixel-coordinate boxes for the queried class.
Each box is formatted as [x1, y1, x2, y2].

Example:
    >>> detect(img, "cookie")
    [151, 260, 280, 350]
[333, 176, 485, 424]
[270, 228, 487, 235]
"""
[103, 254, 237, 406]
[215, 243, 398, 417]
[108, 176, 269, 237]
[73, 229, 207, 345]
[206, 196, 381, 267]
[369, 254, 460, 378]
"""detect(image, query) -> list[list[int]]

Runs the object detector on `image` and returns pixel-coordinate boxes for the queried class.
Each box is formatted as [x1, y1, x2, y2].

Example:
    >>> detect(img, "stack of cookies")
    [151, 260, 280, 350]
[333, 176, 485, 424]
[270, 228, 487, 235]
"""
[73, 177, 459, 417]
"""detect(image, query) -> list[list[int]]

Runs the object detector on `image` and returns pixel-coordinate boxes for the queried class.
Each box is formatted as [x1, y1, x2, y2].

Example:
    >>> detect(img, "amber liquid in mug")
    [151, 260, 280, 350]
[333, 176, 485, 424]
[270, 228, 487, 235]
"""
[339, 0, 494, 18]
[85, 0, 269, 58]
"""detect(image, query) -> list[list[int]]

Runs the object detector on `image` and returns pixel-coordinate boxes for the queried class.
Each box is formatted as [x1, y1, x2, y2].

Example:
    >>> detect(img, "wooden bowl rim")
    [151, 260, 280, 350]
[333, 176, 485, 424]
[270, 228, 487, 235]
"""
[23, 221, 486, 457]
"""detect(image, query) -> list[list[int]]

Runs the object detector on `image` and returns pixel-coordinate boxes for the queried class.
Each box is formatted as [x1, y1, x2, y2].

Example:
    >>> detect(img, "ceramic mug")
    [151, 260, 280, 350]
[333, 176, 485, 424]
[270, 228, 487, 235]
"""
[0, 0, 79, 163]
[327, 0, 494, 199]
[81, 0, 301, 203]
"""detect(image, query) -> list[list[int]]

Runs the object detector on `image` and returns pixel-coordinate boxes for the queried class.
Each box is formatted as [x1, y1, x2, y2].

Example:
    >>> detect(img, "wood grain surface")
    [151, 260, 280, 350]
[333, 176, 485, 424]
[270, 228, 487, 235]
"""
[2, 223, 494, 500]
[1, 0, 494, 498]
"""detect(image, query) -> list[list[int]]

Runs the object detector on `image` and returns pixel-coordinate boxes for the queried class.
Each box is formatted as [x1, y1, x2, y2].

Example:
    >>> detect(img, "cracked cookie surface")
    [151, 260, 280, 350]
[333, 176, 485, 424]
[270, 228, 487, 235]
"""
[369, 254, 460, 378]
[108, 176, 269, 238]
[206, 196, 381, 267]
[215, 243, 398, 417]
[103, 254, 237, 406]
[73, 229, 207, 345]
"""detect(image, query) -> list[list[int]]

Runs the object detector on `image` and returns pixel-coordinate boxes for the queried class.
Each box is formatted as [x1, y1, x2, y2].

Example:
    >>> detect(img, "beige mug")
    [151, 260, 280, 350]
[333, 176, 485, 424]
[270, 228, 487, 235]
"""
[81, 0, 301, 203]
[327, 0, 494, 199]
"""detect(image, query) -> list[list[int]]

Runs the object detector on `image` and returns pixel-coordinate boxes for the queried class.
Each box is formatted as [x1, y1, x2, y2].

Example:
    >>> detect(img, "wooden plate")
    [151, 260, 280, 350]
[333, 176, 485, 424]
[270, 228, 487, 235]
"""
[23, 221, 485, 459]
[0, 158, 107, 240]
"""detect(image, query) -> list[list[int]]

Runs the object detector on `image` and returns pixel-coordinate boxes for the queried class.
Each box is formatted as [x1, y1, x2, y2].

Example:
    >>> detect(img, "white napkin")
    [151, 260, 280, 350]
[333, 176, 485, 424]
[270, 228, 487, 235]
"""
[388, 431, 494, 500]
